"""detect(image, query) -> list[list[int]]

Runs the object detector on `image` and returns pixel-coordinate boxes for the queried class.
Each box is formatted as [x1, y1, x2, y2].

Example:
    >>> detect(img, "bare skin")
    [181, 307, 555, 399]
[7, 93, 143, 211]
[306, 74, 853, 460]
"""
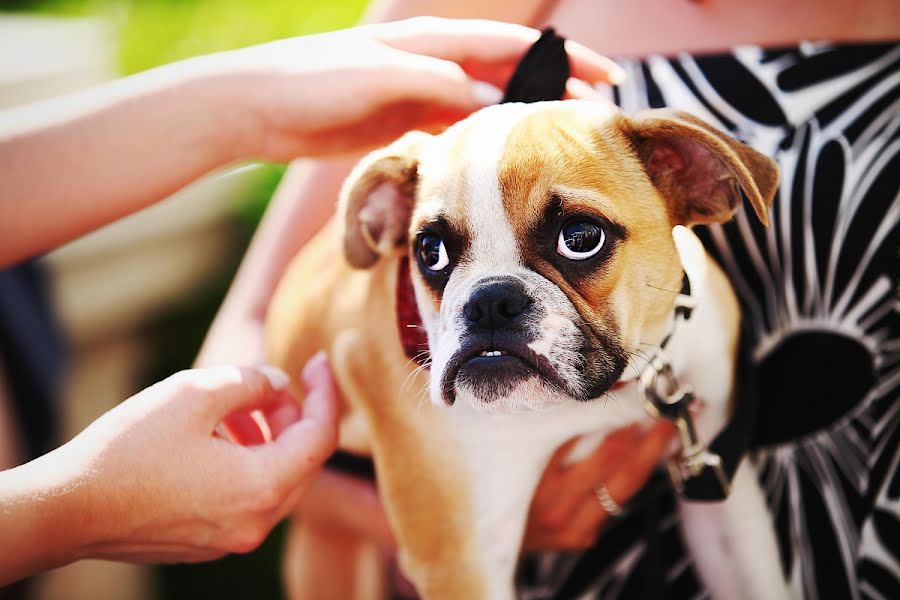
[0, 17, 619, 268]
[0, 359, 339, 587]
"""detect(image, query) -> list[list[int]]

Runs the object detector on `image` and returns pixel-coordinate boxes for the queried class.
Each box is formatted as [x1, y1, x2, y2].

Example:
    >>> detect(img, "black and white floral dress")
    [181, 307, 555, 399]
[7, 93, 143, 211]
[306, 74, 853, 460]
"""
[518, 42, 900, 600]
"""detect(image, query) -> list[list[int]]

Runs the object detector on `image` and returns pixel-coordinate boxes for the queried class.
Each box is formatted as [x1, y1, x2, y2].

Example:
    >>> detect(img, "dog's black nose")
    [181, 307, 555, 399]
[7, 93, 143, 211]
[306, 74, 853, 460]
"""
[463, 281, 532, 331]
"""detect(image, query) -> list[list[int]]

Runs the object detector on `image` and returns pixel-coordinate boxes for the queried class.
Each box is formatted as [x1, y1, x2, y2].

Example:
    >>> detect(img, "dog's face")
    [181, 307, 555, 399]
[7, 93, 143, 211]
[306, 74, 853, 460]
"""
[342, 101, 777, 414]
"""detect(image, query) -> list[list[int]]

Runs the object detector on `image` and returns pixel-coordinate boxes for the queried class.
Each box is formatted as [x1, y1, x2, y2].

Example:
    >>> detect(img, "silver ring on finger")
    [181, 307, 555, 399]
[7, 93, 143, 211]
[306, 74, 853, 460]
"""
[594, 483, 623, 517]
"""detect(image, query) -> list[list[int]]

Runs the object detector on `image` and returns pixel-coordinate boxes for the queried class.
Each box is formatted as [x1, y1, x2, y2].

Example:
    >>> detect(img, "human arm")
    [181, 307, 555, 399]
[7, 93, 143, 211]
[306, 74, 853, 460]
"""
[0, 356, 338, 586]
[0, 17, 621, 268]
[196, 157, 357, 366]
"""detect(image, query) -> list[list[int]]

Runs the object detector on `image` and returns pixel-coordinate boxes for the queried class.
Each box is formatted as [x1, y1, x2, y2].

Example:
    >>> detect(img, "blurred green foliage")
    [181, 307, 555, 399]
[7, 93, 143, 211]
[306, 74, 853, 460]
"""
[3, 0, 368, 73]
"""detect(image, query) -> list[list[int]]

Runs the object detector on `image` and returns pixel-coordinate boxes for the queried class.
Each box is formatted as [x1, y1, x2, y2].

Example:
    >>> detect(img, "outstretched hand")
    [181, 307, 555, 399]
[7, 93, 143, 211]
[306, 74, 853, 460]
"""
[0, 16, 622, 266]
[0, 355, 339, 585]
[231, 17, 625, 158]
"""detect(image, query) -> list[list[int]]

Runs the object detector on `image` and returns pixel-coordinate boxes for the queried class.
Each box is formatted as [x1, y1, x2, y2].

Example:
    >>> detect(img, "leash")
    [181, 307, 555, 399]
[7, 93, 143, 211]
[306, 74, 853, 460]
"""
[631, 252, 762, 501]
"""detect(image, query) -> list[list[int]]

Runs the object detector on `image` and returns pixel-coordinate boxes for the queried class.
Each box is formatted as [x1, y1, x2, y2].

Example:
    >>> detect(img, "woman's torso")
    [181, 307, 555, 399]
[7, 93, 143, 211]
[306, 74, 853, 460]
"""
[517, 39, 900, 600]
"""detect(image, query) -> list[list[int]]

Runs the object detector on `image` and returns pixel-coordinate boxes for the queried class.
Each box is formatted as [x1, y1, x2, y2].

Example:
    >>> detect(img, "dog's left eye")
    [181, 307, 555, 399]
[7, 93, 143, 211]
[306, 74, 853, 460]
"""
[417, 233, 449, 271]
[557, 220, 605, 260]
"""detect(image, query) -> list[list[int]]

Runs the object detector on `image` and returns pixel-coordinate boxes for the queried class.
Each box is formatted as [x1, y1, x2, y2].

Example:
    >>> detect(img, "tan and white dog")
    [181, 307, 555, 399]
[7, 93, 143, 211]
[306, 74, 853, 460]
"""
[267, 100, 787, 600]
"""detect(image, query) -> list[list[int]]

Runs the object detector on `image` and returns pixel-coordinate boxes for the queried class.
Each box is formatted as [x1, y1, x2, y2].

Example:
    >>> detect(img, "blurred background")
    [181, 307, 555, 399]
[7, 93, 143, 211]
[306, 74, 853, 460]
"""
[0, 1, 367, 598]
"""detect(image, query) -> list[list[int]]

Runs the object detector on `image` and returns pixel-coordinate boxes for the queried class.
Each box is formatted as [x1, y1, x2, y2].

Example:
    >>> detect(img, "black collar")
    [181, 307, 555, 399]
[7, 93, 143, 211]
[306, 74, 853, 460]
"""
[639, 271, 758, 501]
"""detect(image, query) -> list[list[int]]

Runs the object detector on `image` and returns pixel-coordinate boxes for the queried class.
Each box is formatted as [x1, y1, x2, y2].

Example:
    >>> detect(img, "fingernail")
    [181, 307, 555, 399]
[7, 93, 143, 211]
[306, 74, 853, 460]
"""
[608, 64, 626, 86]
[259, 365, 290, 390]
[471, 81, 503, 106]
[302, 351, 328, 388]
[567, 78, 602, 100]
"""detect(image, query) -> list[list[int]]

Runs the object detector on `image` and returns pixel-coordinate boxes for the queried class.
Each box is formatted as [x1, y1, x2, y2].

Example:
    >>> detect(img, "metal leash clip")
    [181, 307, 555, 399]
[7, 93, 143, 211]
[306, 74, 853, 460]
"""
[639, 351, 730, 498]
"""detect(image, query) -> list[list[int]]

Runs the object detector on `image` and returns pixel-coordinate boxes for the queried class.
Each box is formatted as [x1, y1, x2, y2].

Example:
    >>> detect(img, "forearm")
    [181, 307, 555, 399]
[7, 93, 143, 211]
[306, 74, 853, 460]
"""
[0, 449, 92, 585]
[0, 57, 254, 267]
[197, 157, 358, 366]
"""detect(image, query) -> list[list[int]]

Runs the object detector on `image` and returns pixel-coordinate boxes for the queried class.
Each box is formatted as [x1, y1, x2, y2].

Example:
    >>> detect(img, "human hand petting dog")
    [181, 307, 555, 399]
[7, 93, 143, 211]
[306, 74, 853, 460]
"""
[232, 17, 623, 159]
[0, 17, 621, 267]
[0, 356, 338, 586]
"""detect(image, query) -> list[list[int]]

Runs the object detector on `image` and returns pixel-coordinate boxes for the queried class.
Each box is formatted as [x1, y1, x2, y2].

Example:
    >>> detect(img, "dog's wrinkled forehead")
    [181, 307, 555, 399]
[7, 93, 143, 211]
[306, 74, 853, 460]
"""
[410, 100, 632, 255]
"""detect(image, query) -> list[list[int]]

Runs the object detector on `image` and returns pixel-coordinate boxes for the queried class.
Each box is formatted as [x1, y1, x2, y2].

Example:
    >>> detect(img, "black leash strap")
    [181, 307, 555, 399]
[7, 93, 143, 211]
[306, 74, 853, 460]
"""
[680, 320, 759, 500]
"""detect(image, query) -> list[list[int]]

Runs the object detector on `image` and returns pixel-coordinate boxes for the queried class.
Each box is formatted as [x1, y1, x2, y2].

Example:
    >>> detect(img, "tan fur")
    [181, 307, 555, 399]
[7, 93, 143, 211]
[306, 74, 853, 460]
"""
[267, 102, 778, 599]
[269, 221, 486, 600]
[497, 107, 686, 352]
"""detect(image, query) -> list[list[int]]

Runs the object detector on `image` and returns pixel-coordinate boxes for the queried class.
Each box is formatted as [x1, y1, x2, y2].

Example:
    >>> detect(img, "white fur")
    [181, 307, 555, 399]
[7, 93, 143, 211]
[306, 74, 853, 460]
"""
[442, 246, 788, 599]
[409, 103, 788, 599]
[416, 103, 591, 411]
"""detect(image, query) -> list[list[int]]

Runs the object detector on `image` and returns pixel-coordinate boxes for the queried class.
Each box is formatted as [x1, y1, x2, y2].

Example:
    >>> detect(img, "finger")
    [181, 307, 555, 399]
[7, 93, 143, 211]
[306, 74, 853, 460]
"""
[378, 18, 625, 85]
[219, 410, 268, 445]
[566, 424, 642, 482]
[377, 49, 503, 110]
[377, 18, 541, 61]
[564, 78, 616, 102]
[525, 438, 582, 542]
[297, 352, 340, 429]
[461, 61, 516, 90]
[606, 420, 676, 502]
[251, 353, 340, 485]
[545, 436, 582, 473]
[264, 398, 303, 439]
[218, 396, 301, 446]
[530, 427, 638, 529]
[185, 365, 292, 426]
[565, 39, 626, 85]
[565, 495, 608, 547]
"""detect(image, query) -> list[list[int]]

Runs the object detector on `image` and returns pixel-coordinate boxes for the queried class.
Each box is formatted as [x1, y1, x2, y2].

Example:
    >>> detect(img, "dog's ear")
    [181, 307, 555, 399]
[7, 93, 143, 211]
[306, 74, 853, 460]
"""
[341, 131, 431, 269]
[625, 109, 779, 226]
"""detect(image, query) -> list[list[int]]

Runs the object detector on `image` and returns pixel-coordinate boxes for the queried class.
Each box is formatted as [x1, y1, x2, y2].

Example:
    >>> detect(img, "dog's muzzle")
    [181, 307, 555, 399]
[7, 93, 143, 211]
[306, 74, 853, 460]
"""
[439, 279, 569, 406]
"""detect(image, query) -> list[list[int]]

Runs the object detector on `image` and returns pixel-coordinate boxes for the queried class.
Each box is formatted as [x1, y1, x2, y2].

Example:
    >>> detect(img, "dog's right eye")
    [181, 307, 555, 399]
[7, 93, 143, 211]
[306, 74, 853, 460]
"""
[417, 233, 449, 271]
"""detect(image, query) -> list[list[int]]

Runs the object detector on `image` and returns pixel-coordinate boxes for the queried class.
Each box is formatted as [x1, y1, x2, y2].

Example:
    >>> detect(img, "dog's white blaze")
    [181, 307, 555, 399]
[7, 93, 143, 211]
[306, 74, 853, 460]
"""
[425, 103, 547, 409]
[460, 105, 529, 269]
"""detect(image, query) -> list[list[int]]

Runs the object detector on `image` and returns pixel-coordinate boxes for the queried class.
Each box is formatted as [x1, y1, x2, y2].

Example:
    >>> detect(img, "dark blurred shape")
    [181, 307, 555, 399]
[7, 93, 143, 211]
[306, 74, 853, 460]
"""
[0, 260, 65, 459]
[501, 27, 570, 104]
